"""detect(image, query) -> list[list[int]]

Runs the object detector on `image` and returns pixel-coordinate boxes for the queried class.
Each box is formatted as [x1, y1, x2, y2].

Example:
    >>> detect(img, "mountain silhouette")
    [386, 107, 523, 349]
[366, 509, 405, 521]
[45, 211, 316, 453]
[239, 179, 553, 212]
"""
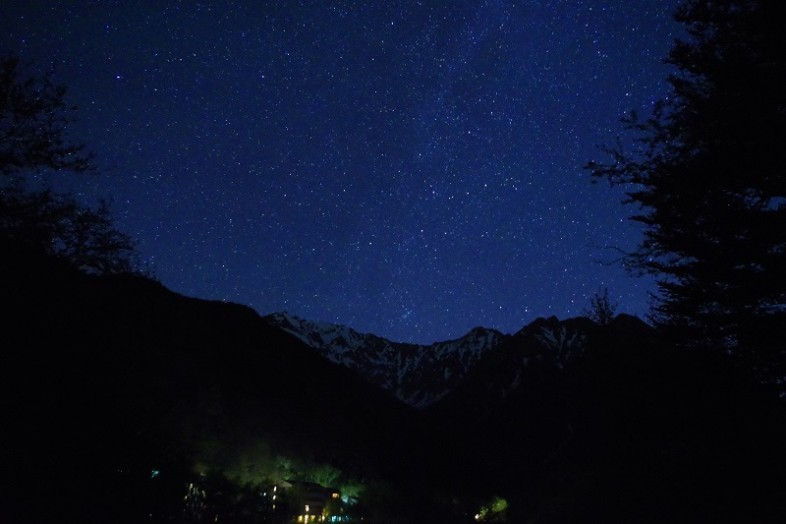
[3, 247, 785, 523]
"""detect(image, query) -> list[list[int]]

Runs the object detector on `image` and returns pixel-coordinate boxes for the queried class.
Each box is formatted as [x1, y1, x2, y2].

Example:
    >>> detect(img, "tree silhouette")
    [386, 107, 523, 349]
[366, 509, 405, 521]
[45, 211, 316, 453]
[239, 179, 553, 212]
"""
[587, 1, 786, 382]
[0, 54, 137, 274]
[583, 287, 617, 326]
[0, 55, 93, 178]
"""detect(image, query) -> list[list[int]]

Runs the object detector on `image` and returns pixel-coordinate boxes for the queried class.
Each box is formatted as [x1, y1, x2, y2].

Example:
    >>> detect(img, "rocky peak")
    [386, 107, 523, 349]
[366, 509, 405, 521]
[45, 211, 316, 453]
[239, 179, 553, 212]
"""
[261, 312, 506, 408]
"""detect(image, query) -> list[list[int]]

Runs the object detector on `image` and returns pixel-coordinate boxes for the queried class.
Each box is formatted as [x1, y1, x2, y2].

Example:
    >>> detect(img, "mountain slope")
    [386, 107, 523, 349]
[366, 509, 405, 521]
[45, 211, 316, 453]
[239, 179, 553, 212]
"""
[427, 314, 786, 522]
[262, 312, 506, 407]
[0, 251, 436, 523]
[5, 249, 786, 523]
[432, 314, 643, 419]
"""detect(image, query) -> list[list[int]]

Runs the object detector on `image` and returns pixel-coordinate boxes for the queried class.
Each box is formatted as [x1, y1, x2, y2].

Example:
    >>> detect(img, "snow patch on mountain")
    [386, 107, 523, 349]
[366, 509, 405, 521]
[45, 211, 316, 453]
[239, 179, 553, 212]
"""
[262, 312, 506, 407]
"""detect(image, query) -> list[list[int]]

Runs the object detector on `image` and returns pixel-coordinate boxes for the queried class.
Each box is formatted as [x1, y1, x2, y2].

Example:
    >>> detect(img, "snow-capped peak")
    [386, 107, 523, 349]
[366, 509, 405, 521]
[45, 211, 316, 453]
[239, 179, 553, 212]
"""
[262, 312, 506, 408]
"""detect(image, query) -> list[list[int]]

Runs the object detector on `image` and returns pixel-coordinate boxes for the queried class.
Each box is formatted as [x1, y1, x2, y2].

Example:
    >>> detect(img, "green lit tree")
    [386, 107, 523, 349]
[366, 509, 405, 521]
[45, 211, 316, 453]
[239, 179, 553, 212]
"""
[307, 463, 342, 488]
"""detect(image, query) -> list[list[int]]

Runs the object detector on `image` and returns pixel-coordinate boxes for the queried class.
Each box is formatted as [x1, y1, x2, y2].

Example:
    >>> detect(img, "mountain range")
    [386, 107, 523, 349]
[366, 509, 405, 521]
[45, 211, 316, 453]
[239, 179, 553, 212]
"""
[262, 311, 507, 407]
[261, 311, 636, 410]
[4, 248, 786, 523]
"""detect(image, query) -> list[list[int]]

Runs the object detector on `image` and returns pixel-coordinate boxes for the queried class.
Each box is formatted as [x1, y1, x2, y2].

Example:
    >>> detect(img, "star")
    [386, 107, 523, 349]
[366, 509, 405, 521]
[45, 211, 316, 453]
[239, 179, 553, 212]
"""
[3, 0, 677, 343]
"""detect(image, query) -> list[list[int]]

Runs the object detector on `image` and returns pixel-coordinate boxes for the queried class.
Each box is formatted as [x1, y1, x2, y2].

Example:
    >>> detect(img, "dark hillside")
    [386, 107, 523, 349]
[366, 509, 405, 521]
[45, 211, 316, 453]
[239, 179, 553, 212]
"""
[1, 248, 430, 523]
[4, 247, 785, 522]
[428, 314, 786, 522]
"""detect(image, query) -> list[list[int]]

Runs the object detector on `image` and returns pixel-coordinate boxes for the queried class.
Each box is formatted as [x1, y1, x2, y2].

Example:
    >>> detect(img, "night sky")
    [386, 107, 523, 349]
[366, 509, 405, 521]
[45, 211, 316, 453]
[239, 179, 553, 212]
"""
[4, 1, 679, 343]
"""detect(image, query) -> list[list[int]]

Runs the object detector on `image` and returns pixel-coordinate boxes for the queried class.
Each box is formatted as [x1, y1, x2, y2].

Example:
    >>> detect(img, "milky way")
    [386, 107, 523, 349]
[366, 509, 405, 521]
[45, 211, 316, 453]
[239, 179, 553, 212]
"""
[4, 1, 679, 343]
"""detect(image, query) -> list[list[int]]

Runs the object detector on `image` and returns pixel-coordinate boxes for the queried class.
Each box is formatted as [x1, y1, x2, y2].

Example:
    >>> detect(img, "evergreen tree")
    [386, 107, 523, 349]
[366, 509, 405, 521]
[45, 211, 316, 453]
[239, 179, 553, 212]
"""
[587, 1, 786, 381]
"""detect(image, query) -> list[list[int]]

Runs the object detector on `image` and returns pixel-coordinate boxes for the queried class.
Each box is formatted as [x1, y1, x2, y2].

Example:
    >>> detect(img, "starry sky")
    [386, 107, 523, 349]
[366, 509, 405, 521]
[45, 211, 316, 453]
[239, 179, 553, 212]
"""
[4, 1, 680, 344]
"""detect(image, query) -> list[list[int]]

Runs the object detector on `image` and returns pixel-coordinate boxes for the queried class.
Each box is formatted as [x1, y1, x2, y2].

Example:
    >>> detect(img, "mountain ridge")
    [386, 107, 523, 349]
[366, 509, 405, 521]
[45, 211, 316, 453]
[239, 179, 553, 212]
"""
[5, 248, 785, 523]
[261, 311, 507, 407]
[261, 311, 653, 409]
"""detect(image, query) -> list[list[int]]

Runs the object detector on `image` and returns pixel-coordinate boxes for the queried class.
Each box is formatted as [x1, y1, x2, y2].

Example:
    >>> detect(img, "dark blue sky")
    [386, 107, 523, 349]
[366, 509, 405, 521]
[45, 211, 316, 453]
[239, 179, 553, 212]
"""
[4, 1, 679, 343]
